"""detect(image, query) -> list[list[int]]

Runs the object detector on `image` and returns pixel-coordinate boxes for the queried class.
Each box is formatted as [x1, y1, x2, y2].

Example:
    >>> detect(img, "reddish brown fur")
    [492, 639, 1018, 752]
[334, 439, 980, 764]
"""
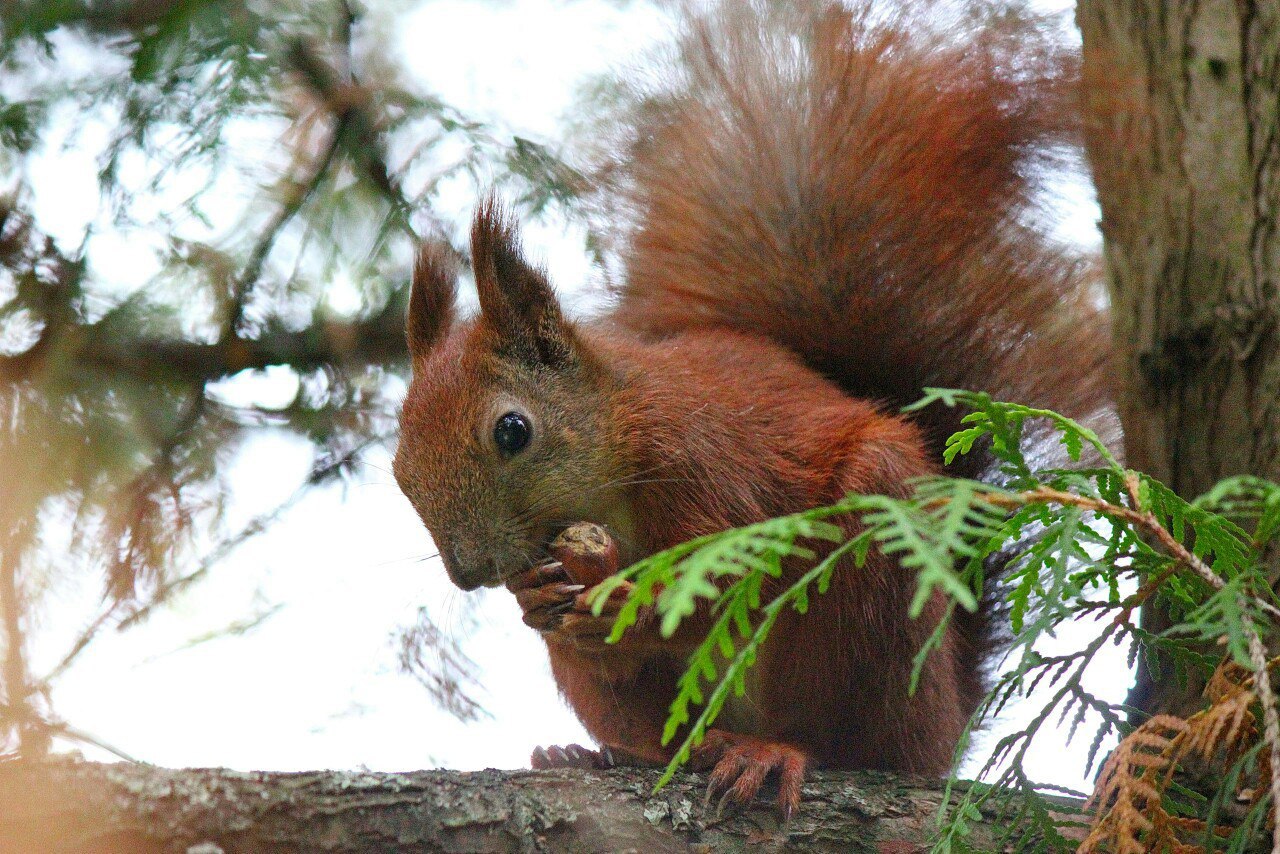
[394, 0, 1112, 814]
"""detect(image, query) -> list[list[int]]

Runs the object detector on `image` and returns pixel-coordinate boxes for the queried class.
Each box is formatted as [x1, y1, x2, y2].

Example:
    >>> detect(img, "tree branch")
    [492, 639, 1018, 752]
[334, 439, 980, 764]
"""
[1, 302, 411, 387]
[0, 759, 1071, 853]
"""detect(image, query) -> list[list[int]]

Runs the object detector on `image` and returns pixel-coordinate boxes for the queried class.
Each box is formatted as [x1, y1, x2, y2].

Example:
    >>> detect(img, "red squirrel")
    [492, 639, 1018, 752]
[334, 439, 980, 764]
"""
[393, 0, 1111, 816]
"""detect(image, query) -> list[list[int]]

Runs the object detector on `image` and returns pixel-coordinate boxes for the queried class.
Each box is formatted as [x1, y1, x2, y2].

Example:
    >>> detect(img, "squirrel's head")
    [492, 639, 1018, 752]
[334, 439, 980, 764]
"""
[394, 200, 631, 591]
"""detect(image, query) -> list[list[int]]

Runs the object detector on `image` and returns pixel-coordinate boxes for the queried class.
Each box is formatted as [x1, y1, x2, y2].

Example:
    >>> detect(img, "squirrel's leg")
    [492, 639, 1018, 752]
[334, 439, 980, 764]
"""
[518, 570, 810, 818]
[507, 545, 678, 772]
[536, 637, 676, 769]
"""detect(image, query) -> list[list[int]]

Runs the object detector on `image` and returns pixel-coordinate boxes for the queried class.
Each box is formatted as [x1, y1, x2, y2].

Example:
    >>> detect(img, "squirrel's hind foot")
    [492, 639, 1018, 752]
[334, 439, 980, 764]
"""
[694, 730, 808, 821]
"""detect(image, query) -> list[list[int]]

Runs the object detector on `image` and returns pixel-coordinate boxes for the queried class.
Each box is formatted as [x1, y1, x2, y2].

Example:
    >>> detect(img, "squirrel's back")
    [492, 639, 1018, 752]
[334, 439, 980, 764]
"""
[595, 1, 1112, 473]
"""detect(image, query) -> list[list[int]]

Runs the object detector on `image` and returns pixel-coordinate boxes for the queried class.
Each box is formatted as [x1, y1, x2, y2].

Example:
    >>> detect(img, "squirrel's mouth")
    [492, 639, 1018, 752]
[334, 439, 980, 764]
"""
[436, 524, 561, 592]
[452, 544, 549, 592]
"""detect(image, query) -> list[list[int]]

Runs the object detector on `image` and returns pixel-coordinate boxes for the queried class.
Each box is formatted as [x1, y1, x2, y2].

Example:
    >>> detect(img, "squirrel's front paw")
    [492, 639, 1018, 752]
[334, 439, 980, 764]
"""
[558, 577, 632, 640]
[505, 559, 632, 643]
[530, 743, 617, 770]
[506, 522, 627, 643]
[505, 560, 582, 632]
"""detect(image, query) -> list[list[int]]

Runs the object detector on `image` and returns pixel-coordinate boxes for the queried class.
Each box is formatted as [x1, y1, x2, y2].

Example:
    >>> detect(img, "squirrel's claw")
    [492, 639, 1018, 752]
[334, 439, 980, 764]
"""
[530, 743, 615, 771]
[504, 561, 568, 592]
[513, 582, 584, 616]
[694, 730, 808, 821]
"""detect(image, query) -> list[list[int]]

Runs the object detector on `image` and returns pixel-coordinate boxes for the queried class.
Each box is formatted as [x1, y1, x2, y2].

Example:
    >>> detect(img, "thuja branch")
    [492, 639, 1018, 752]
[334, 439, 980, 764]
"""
[1244, 610, 1280, 852]
[976, 485, 1280, 622]
[984, 479, 1280, 846]
[1130, 473, 1279, 850]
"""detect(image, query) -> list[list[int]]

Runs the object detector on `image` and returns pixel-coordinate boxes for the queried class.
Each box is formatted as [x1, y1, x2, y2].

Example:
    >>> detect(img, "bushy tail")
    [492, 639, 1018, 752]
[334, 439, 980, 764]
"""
[598, 0, 1113, 476]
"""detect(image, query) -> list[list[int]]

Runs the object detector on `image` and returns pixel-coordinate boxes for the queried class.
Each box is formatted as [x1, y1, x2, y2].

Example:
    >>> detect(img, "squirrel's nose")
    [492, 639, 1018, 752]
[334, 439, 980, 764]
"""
[438, 537, 499, 591]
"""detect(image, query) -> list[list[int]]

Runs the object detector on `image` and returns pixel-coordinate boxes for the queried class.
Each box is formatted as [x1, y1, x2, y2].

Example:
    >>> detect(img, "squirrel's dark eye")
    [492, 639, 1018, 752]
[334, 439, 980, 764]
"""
[493, 411, 532, 455]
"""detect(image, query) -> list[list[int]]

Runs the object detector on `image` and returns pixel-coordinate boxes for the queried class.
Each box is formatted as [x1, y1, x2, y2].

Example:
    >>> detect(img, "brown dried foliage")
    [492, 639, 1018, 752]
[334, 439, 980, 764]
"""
[1084, 661, 1273, 852]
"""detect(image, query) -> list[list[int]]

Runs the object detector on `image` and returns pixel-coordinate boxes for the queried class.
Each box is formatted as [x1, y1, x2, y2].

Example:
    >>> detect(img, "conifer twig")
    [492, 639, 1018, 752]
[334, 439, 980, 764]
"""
[1243, 611, 1280, 852]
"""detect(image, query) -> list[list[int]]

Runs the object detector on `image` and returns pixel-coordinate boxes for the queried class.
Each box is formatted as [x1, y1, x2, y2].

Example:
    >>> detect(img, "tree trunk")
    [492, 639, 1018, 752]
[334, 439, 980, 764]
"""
[1077, 0, 1280, 718]
[0, 758, 1072, 853]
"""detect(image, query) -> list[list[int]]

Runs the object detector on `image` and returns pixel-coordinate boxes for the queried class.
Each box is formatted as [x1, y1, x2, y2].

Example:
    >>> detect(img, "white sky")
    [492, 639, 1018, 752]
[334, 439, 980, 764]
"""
[23, 0, 1128, 796]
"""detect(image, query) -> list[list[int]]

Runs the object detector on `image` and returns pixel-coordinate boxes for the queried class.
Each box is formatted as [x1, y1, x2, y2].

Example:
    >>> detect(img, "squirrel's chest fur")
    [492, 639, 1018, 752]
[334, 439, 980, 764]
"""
[556, 326, 960, 768]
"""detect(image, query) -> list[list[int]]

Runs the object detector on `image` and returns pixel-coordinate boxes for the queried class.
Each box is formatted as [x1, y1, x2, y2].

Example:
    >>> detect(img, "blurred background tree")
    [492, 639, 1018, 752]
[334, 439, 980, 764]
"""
[0, 0, 599, 760]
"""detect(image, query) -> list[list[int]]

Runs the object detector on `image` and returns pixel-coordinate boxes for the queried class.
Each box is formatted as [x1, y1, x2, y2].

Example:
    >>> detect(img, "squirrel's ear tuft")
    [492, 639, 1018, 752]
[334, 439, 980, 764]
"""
[471, 197, 575, 366]
[407, 241, 459, 361]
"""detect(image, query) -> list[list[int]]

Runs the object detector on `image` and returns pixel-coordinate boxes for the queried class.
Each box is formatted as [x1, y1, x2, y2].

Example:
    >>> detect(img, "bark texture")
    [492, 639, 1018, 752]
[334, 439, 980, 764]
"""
[1077, 0, 1280, 717]
[0, 758, 1046, 853]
